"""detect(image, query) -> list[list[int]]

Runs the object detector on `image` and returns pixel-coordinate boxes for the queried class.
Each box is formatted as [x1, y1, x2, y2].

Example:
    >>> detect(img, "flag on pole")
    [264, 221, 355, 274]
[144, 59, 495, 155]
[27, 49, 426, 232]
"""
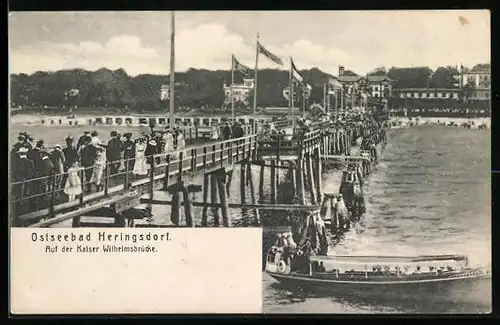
[257, 42, 283, 65]
[232, 55, 252, 75]
[291, 58, 304, 83]
[304, 83, 312, 99]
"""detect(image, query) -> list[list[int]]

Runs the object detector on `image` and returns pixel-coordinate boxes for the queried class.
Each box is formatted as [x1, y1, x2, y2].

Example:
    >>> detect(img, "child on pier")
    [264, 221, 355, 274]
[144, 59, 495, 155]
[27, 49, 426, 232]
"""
[64, 161, 83, 202]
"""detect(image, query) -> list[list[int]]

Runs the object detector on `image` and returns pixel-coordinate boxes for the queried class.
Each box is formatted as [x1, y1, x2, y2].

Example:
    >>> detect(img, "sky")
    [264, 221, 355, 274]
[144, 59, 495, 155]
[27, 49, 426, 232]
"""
[9, 10, 490, 76]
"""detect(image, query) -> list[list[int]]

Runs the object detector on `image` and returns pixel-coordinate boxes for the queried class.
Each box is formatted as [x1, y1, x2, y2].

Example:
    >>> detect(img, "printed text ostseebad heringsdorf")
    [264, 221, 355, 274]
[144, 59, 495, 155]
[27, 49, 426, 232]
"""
[31, 232, 171, 243]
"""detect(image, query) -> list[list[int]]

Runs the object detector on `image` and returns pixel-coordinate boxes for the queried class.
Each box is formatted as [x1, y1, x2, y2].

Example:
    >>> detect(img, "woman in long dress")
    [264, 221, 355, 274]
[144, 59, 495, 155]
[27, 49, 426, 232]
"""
[163, 130, 174, 162]
[133, 138, 148, 176]
[90, 146, 106, 191]
[176, 131, 186, 150]
[64, 161, 83, 202]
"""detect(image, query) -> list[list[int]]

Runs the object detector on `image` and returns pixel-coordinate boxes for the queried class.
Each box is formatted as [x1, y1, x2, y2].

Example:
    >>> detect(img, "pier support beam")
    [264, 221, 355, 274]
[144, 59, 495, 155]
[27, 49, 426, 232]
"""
[306, 154, 317, 205]
[259, 161, 265, 203]
[247, 163, 260, 225]
[314, 148, 323, 201]
[201, 174, 209, 226]
[296, 159, 306, 205]
[270, 160, 277, 204]
[210, 174, 220, 226]
[215, 169, 231, 227]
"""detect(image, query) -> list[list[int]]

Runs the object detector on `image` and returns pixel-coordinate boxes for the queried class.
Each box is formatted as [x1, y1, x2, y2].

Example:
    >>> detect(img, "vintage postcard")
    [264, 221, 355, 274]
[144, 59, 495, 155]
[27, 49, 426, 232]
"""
[9, 10, 491, 314]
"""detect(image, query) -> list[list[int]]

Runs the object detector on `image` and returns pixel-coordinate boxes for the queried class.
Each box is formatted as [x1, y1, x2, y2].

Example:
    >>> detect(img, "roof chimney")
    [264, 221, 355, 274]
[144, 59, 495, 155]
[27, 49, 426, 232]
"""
[339, 66, 345, 77]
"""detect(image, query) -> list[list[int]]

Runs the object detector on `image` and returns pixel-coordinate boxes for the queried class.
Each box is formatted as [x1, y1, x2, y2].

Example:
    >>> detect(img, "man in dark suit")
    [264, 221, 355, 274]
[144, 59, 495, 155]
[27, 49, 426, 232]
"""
[107, 131, 123, 174]
[77, 131, 91, 149]
[122, 133, 136, 172]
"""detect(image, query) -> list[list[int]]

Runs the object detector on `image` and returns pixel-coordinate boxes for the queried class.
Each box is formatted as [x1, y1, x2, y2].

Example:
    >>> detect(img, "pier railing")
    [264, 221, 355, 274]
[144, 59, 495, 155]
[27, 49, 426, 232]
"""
[10, 134, 259, 224]
[256, 129, 323, 160]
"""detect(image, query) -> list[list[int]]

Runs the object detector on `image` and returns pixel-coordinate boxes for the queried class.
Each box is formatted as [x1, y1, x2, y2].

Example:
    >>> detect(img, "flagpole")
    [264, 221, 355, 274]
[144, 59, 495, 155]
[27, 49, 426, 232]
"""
[169, 11, 175, 131]
[290, 61, 295, 118]
[231, 54, 235, 120]
[302, 85, 306, 116]
[252, 33, 259, 133]
[323, 83, 326, 111]
[290, 59, 292, 121]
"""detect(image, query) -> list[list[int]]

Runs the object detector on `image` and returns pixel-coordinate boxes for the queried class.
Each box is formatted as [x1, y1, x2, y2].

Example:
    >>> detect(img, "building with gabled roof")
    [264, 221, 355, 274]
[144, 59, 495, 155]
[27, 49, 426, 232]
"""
[335, 66, 395, 98]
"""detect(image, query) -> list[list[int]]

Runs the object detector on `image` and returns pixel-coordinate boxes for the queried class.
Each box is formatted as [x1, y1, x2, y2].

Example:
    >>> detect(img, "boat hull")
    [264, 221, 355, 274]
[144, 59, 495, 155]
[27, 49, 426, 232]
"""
[267, 271, 491, 305]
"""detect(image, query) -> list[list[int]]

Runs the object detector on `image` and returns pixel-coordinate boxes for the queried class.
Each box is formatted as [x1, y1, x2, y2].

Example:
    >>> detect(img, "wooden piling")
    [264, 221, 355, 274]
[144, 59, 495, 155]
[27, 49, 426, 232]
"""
[240, 164, 246, 204]
[163, 155, 170, 189]
[289, 163, 296, 198]
[306, 154, 317, 205]
[149, 155, 155, 200]
[314, 148, 323, 200]
[270, 160, 277, 204]
[201, 174, 209, 226]
[216, 171, 231, 227]
[171, 192, 181, 225]
[182, 185, 195, 227]
[72, 216, 81, 228]
[329, 198, 337, 231]
[247, 163, 260, 224]
[259, 161, 265, 203]
[297, 159, 306, 205]
[210, 174, 220, 226]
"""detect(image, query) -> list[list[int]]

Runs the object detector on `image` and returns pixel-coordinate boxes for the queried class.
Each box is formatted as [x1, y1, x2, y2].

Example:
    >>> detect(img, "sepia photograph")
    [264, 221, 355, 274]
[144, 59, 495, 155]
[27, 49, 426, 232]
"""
[9, 10, 491, 314]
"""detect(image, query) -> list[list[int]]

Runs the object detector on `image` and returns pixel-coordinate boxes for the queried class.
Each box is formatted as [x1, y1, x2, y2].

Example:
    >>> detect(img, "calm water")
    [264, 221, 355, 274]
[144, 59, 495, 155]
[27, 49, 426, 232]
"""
[263, 127, 491, 314]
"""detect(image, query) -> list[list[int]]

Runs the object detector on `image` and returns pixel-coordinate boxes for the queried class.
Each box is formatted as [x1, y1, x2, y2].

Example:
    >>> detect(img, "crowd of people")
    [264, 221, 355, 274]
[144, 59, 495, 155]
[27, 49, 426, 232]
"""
[10, 128, 186, 204]
[10, 119, 249, 206]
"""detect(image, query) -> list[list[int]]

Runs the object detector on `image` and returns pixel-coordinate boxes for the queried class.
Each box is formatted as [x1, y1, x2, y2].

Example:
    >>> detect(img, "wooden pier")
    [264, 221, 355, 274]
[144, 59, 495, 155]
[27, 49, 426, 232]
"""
[10, 118, 383, 231]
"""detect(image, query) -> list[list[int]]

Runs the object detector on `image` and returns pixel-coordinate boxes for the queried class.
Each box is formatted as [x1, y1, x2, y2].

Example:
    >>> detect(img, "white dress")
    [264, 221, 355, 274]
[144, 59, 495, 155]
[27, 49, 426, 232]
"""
[177, 133, 186, 150]
[64, 167, 83, 196]
[163, 133, 174, 153]
[133, 142, 148, 175]
[90, 150, 106, 185]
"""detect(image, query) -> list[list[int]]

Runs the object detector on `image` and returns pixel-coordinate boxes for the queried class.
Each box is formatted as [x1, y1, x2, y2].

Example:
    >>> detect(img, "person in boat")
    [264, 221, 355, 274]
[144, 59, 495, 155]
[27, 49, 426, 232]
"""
[285, 233, 297, 249]
[107, 131, 123, 175]
[50, 144, 66, 193]
[77, 131, 91, 150]
[122, 133, 136, 172]
[90, 145, 107, 191]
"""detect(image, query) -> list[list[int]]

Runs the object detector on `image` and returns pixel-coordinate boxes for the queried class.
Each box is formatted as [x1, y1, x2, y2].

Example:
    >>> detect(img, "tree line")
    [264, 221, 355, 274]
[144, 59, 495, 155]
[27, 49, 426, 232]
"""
[10, 65, 477, 112]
